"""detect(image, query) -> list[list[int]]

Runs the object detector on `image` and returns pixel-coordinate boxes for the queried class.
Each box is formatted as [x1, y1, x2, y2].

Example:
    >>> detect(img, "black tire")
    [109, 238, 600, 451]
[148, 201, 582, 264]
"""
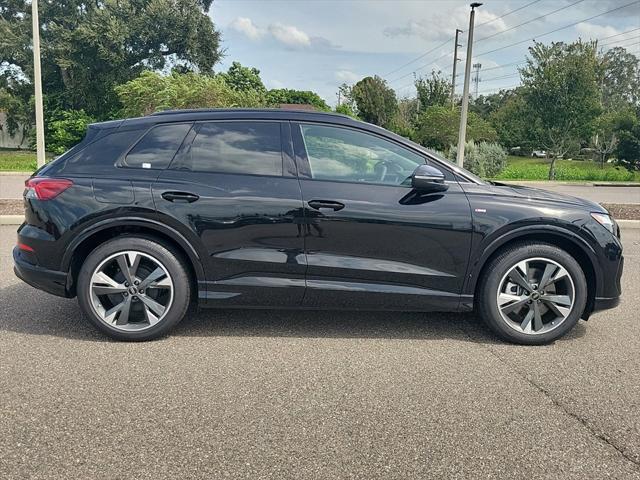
[477, 242, 588, 345]
[77, 236, 191, 341]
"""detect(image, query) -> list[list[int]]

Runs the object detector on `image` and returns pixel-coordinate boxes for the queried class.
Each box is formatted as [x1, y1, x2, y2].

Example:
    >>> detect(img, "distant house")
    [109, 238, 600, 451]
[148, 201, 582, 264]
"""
[278, 104, 317, 111]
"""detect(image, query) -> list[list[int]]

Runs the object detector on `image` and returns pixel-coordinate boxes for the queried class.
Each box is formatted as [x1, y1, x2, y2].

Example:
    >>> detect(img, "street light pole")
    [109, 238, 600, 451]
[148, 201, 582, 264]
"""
[31, 0, 45, 168]
[450, 29, 462, 108]
[456, 3, 482, 168]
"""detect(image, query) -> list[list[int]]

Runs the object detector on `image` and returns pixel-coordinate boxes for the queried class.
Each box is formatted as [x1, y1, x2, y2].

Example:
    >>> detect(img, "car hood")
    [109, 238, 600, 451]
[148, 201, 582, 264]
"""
[487, 182, 606, 213]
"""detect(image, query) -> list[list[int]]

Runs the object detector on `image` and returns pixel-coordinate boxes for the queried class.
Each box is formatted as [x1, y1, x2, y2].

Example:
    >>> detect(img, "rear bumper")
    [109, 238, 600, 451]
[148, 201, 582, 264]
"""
[13, 246, 71, 298]
[592, 296, 620, 312]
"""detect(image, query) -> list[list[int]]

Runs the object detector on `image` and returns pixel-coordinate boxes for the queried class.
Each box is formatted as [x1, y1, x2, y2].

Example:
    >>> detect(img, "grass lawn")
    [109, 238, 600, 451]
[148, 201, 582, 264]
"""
[495, 155, 640, 182]
[0, 149, 39, 172]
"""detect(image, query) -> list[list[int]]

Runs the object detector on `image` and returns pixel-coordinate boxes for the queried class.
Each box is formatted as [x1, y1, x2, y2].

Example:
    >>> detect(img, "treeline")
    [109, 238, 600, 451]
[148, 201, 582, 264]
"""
[1, 2, 638, 178]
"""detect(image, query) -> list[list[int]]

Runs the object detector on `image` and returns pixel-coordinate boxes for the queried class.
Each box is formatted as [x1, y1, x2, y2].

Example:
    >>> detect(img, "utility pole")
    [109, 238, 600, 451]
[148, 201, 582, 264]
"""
[32, 0, 45, 167]
[456, 3, 482, 168]
[451, 29, 462, 107]
[472, 62, 482, 98]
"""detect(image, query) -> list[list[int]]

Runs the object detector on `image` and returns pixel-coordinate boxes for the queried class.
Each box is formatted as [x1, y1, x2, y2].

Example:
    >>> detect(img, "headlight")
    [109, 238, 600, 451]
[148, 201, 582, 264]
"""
[591, 212, 615, 234]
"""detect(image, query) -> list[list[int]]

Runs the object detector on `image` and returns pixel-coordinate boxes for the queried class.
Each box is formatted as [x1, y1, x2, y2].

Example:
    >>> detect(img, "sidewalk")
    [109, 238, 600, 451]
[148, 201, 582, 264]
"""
[0, 173, 29, 199]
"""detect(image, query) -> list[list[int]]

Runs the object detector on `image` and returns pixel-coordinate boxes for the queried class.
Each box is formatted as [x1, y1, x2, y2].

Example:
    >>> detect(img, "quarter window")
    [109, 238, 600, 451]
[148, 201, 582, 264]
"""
[299, 124, 425, 185]
[124, 123, 192, 169]
[173, 121, 283, 176]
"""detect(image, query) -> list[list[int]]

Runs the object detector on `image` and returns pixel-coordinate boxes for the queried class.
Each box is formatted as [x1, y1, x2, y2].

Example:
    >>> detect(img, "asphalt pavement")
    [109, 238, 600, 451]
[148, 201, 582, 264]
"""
[1, 225, 640, 479]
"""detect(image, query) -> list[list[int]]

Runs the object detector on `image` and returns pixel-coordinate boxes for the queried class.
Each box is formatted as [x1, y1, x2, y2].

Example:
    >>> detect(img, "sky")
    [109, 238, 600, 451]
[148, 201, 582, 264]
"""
[210, 0, 640, 105]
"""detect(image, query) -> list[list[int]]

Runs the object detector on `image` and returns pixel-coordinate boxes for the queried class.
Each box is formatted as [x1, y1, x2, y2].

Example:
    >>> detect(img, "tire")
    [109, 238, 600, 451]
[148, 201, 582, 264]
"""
[77, 236, 191, 341]
[477, 242, 587, 345]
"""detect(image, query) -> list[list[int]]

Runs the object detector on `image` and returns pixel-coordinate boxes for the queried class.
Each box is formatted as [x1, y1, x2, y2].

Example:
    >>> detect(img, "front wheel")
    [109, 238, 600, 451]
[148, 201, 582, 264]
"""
[77, 237, 192, 341]
[477, 242, 587, 345]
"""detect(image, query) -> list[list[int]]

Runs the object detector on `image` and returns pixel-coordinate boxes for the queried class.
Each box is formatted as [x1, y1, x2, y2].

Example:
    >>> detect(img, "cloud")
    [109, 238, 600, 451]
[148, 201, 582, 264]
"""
[335, 70, 360, 83]
[575, 22, 621, 40]
[384, 6, 506, 42]
[230, 17, 264, 40]
[268, 23, 311, 47]
[230, 17, 336, 50]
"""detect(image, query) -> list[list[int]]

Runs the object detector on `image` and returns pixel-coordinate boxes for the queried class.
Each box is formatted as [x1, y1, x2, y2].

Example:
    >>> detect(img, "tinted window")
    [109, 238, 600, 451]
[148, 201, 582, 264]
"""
[63, 128, 144, 171]
[123, 123, 191, 169]
[174, 122, 282, 176]
[299, 124, 424, 185]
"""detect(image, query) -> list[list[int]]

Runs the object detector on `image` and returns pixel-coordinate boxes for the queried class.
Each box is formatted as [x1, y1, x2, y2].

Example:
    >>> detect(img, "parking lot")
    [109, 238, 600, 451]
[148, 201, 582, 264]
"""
[1, 224, 639, 479]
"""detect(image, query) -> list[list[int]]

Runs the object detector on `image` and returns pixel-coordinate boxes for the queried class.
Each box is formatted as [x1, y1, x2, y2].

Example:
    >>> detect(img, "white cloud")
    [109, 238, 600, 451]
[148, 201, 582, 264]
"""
[268, 23, 311, 47]
[230, 17, 264, 40]
[575, 22, 621, 40]
[384, 6, 506, 41]
[229, 17, 335, 50]
[335, 70, 360, 83]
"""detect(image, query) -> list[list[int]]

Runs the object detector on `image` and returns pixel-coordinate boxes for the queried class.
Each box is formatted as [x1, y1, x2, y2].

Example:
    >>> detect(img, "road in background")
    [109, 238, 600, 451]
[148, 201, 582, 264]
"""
[1, 225, 640, 479]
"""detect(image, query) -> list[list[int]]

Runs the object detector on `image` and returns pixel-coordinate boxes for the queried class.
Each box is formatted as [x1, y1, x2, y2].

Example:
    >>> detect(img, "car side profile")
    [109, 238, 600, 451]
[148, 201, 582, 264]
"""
[13, 109, 623, 344]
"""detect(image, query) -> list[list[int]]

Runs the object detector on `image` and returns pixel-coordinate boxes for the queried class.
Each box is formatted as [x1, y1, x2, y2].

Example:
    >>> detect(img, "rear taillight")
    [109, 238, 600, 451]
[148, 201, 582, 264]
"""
[24, 178, 73, 200]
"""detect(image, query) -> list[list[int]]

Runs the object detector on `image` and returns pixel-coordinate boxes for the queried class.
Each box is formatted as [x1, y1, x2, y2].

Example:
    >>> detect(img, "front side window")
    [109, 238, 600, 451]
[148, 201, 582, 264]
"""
[299, 124, 425, 185]
[173, 121, 283, 176]
[123, 123, 192, 169]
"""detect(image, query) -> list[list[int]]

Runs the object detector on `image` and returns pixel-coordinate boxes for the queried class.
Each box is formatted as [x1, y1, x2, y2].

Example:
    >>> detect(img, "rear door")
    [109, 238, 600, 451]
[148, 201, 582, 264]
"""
[291, 122, 473, 311]
[152, 120, 306, 307]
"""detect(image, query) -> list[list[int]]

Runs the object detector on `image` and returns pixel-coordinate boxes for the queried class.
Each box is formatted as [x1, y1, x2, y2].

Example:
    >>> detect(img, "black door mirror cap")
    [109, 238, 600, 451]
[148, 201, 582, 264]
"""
[411, 164, 449, 192]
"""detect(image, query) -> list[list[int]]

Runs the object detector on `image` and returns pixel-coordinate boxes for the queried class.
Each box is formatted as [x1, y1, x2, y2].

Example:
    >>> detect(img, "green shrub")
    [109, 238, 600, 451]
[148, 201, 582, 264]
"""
[495, 163, 639, 181]
[47, 109, 95, 154]
[449, 141, 507, 178]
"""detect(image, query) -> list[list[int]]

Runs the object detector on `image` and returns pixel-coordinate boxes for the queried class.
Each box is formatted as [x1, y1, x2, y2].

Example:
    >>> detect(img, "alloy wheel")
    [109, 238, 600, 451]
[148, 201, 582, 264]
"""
[89, 250, 174, 331]
[496, 257, 575, 335]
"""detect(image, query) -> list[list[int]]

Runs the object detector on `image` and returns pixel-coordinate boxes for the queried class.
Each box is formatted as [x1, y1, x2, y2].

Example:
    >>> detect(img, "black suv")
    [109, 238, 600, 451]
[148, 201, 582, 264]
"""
[13, 109, 623, 344]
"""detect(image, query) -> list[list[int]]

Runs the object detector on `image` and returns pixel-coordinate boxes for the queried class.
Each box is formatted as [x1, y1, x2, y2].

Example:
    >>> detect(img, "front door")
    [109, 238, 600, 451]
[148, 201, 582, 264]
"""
[153, 120, 306, 307]
[291, 122, 473, 311]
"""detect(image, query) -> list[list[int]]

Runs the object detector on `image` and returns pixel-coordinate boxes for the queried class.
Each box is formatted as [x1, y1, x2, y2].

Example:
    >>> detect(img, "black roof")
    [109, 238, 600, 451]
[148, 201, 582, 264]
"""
[114, 108, 356, 128]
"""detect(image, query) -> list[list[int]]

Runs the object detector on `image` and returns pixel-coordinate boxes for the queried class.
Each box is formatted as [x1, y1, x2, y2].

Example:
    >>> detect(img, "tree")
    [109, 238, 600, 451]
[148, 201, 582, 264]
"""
[414, 70, 451, 111]
[489, 89, 540, 152]
[521, 41, 602, 179]
[388, 97, 419, 140]
[351, 76, 397, 127]
[599, 47, 639, 110]
[265, 89, 330, 110]
[613, 107, 640, 171]
[115, 71, 265, 117]
[415, 105, 497, 151]
[0, 1, 222, 120]
[219, 62, 266, 93]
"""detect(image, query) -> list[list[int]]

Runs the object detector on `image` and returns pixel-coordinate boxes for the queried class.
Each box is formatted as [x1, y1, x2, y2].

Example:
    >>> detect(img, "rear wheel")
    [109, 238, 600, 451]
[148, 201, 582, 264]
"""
[77, 237, 191, 341]
[477, 242, 587, 345]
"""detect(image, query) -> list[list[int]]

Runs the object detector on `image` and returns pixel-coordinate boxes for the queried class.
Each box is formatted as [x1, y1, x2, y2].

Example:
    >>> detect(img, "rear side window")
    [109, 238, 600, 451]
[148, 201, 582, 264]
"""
[63, 128, 144, 171]
[123, 123, 191, 169]
[172, 121, 282, 176]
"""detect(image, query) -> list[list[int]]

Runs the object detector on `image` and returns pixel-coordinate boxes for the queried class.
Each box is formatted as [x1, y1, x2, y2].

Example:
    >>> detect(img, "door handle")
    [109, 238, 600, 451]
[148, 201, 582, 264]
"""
[161, 191, 200, 203]
[308, 200, 345, 211]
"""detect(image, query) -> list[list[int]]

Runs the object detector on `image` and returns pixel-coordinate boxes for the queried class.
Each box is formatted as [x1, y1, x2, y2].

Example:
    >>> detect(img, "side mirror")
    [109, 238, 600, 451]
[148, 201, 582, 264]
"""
[411, 164, 448, 192]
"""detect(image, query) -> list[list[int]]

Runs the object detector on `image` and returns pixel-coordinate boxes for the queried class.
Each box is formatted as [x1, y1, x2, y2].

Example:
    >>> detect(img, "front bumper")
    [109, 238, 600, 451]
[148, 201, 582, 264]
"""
[13, 246, 71, 298]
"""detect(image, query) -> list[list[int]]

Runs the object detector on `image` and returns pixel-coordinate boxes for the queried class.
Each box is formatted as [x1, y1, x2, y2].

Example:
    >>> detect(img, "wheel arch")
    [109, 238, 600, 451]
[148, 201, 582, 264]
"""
[467, 226, 600, 318]
[62, 217, 206, 297]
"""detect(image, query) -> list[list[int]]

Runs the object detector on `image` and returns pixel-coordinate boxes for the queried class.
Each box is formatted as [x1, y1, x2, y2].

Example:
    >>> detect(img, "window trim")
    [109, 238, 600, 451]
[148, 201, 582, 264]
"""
[291, 121, 458, 187]
[167, 119, 287, 178]
[118, 122, 194, 171]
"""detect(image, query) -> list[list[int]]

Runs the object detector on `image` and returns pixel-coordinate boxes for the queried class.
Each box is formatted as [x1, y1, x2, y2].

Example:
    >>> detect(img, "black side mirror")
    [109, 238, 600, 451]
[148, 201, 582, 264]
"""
[411, 164, 449, 192]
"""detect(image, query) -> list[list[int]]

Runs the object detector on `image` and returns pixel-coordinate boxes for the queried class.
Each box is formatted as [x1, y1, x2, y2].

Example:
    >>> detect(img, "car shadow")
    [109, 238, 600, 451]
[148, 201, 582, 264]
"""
[0, 282, 586, 344]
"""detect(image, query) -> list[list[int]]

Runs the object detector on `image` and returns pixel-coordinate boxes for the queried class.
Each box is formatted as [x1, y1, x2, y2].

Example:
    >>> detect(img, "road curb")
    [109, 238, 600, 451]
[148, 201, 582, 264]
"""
[617, 219, 640, 228]
[0, 171, 32, 176]
[0, 215, 24, 225]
